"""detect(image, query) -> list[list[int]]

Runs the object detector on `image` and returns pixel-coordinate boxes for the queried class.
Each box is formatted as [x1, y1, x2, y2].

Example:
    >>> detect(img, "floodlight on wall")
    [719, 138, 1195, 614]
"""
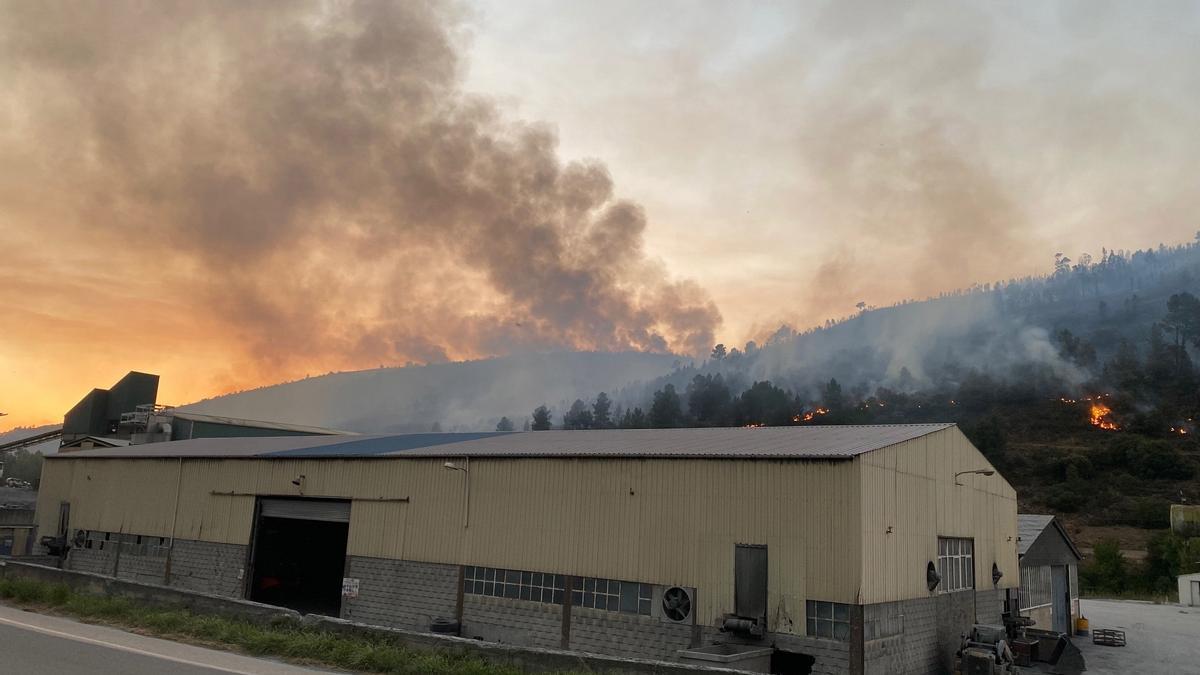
[442, 461, 467, 472]
[954, 469, 995, 485]
[291, 474, 306, 494]
[926, 561, 941, 592]
[992, 562, 1003, 586]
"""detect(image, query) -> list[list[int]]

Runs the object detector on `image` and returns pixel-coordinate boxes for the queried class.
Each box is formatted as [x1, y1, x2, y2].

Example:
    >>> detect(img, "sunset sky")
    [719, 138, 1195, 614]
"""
[3, 1, 1199, 429]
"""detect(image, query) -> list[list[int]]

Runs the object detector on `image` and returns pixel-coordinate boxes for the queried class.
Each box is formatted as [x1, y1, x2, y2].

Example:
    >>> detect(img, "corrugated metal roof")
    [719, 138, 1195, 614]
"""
[48, 423, 955, 460]
[1017, 514, 1054, 555]
[168, 411, 354, 435]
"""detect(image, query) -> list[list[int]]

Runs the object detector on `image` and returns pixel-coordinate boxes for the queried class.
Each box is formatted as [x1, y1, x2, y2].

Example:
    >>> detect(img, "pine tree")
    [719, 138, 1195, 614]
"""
[531, 405, 552, 431]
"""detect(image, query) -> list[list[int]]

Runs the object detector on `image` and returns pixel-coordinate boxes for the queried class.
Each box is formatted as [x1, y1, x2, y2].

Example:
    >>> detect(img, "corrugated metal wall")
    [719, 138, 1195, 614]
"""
[858, 427, 1019, 604]
[36, 428, 1018, 630]
[37, 455, 860, 633]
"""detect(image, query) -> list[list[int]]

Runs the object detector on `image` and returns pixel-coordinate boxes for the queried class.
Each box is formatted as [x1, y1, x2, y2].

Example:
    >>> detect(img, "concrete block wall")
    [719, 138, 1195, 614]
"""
[341, 556, 458, 631]
[462, 595, 562, 649]
[115, 554, 167, 585]
[933, 592, 975, 673]
[66, 546, 115, 576]
[863, 597, 939, 675]
[862, 589, 997, 675]
[774, 632, 850, 675]
[167, 540, 247, 598]
[974, 588, 1004, 625]
[568, 605, 693, 660]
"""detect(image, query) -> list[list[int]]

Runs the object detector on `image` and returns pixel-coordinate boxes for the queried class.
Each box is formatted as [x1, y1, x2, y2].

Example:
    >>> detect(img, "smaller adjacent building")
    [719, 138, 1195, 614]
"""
[1017, 514, 1081, 634]
[1180, 573, 1200, 607]
[122, 409, 353, 445]
[0, 487, 37, 556]
[58, 371, 351, 452]
[61, 371, 161, 445]
[1172, 504, 1200, 538]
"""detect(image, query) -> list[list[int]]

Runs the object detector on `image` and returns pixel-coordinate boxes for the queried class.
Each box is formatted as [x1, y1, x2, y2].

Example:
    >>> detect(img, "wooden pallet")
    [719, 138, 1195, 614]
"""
[1092, 628, 1126, 647]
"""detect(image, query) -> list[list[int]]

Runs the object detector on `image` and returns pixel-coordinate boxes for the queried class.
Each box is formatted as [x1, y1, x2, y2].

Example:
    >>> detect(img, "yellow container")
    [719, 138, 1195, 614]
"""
[1076, 616, 1089, 635]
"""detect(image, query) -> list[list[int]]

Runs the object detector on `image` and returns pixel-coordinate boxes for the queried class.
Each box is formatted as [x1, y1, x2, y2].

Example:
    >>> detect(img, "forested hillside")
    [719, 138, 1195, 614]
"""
[549, 239, 1200, 591]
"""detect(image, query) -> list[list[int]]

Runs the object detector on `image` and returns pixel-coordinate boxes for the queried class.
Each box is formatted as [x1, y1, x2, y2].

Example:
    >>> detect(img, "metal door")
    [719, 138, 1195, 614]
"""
[57, 502, 70, 539]
[259, 498, 351, 522]
[735, 544, 768, 620]
[1051, 565, 1070, 633]
[1191, 580, 1200, 606]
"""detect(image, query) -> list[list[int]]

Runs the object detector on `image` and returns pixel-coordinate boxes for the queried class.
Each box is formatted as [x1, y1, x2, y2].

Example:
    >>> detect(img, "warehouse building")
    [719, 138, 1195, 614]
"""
[35, 424, 1017, 674]
[1016, 514, 1081, 635]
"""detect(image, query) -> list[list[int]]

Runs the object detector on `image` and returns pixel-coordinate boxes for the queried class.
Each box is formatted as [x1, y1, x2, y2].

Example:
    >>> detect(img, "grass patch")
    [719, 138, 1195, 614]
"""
[1081, 590, 1176, 603]
[0, 577, 558, 674]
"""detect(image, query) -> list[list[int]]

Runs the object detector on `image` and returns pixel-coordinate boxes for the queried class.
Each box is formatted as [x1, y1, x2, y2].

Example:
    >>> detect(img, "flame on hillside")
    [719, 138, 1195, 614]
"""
[1089, 402, 1119, 431]
[795, 407, 830, 423]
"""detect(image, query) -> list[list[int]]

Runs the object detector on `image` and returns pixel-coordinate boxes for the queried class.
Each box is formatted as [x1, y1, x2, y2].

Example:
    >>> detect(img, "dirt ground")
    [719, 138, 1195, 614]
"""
[1076, 598, 1200, 674]
[1062, 523, 1154, 560]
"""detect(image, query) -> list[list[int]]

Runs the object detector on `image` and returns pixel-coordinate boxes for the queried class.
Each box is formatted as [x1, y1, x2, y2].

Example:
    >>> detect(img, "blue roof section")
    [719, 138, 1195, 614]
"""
[262, 432, 512, 457]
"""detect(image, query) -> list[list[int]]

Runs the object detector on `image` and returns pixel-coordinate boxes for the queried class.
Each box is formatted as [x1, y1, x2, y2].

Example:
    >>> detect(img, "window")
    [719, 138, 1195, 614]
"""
[463, 566, 565, 605]
[463, 565, 654, 616]
[571, 576, 653, 616]
[937, 537, 975, 592]
[806, 600, 850, 640]
[82, 531, 170, 558]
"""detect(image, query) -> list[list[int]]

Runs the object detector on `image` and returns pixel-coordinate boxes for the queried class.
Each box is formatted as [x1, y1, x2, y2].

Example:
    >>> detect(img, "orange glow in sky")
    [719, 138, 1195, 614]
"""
[4, 1, 1200, 429]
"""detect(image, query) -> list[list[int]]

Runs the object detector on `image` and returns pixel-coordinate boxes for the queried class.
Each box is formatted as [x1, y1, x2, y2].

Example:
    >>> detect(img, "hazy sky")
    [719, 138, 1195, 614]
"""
[2, 0, 1199, 428]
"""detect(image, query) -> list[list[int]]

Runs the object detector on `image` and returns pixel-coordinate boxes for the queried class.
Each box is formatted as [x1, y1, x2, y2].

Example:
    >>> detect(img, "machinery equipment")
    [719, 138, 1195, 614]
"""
[954, 607, 1086, 675]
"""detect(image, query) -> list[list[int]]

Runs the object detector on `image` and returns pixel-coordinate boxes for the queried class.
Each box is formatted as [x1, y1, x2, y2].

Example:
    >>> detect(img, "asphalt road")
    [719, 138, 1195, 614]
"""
[1078, 598, 1200, 674]
[0, 603, 333, 674]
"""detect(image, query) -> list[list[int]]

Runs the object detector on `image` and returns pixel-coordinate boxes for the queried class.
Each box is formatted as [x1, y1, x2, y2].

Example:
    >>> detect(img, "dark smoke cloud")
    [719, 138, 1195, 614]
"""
[0, 0, 718, 380]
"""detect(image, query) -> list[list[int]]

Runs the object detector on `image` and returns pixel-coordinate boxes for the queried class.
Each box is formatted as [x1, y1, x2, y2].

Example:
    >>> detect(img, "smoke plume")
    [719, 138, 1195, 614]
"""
[0, 1, 718, 386]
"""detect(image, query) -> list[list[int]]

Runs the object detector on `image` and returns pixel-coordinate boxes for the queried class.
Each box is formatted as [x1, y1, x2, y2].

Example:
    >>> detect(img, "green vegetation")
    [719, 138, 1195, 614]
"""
[0, 577, 556, 675]
[3, 448, 44, 487]
[1080, 532, 1200, 597]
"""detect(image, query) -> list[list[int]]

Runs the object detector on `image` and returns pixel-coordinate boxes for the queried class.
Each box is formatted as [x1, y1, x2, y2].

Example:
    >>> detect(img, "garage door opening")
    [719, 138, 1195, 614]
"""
[249, 498, 350, 617]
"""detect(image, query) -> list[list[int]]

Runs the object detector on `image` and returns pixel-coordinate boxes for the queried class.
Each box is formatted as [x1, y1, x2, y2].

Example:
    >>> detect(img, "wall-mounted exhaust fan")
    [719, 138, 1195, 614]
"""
[926, 561, 941, 592]
[662, 586, 693, 622]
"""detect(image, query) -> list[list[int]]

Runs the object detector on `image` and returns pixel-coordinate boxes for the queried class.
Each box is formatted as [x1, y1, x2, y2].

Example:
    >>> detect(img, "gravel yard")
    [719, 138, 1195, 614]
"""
[1077, 598, 1200, 674]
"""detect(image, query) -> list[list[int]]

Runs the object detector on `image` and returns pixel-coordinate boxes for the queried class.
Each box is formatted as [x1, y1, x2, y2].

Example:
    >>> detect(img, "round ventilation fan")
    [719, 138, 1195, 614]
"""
[662, 586, 692, 622]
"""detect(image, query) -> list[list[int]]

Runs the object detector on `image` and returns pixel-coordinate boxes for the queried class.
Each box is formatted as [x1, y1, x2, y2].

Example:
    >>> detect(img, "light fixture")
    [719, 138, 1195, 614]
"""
[954, 469, 995, 485]
[443, 461, 467, 472]
[291, 474, 306, 486]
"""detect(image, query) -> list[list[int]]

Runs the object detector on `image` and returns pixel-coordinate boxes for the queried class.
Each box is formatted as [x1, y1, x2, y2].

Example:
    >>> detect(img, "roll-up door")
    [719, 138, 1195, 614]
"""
[259, 498, 351, 522]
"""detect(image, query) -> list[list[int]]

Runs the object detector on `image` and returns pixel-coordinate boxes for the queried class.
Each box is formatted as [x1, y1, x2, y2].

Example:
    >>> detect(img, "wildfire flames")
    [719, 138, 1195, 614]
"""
[1089, 402, 1119, 431]
[795, 407, 830, 423]
[1058, 393, 1121, 431]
